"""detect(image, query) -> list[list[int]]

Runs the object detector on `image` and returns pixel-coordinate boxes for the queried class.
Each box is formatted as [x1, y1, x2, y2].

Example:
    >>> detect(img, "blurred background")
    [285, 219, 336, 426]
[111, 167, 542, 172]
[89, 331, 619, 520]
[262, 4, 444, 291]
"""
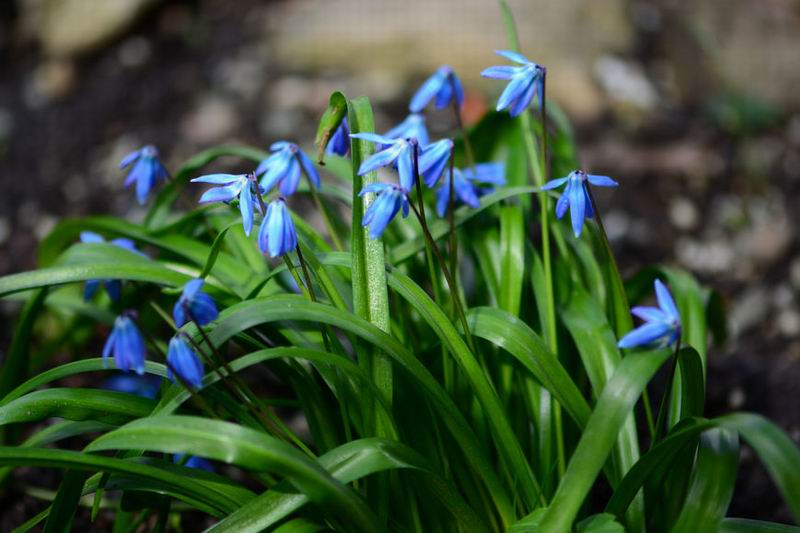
[0, 0, 798, 522]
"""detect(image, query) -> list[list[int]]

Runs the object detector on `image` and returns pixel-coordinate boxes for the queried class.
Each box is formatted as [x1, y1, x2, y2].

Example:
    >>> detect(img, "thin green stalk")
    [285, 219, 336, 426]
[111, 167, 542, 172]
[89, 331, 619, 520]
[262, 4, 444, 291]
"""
[444, 151, 457, 392]
[652, 339, 682, 446]
[296, 153, 343, 251]
[409, 143, 477, 355]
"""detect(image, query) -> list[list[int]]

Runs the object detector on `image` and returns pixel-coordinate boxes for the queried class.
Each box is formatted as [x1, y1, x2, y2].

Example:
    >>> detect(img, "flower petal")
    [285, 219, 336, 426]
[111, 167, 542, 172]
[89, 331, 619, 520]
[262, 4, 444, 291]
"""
[496, 50, 532, 64]
[357, 143, 403, 176]
[481, 65, 516, 79]
[569, 178, 586, 237]
[654, 279, 680, 322]
[409, 71, 444, 112]
[541, 176, 569, 191]
[586, 174, 619, 187]
[618, 321, 672, 349]
[191, 173, 240, 184]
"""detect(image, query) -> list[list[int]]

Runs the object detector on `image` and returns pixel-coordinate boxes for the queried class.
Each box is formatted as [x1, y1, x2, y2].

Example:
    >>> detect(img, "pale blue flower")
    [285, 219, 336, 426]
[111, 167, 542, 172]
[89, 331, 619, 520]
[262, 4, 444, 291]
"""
[409, 65, 464, 112]
[436, 162, 505, 217]
[167, 335, 204, 389]
[541, 170, 618, 237]
[191, 173, 261, 236]
[481, 50, 546, 116]
[103, 313, 146, 375]
[618, 279, 682, 349]
[258, 198, 297, 258]
[119, 145, 170, 204]
[351, 133, 416, 191]
[173, 454, 214, 472]
[256, 142, 320, 196]
[359, 183, 409, 239]
[383, 113, 430, 146]
[173, 278, 218, 328]
[418, 139, 454, 188]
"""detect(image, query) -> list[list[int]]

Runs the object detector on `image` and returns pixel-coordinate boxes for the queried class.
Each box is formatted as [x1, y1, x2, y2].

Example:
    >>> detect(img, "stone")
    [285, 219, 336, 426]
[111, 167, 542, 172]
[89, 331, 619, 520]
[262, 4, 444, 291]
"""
[22, 0, 159, 57]
[118, 37, 153, 68]
[24, 59, 77, 108]
[668, 197, 699, 231]
[180, 97, 239, 146]
[729, 287, 770, 338]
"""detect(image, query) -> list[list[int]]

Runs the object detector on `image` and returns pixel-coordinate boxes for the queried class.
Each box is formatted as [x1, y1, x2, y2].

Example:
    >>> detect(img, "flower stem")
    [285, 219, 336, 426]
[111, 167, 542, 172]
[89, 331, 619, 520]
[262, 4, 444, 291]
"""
[652, 339, 682, 447]
[409, 143, 477, 354]
[296, 153, 343, 251]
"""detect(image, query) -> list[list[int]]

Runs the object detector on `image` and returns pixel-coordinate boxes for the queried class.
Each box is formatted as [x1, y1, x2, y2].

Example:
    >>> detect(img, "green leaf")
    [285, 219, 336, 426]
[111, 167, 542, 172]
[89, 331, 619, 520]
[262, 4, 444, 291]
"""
[0, 288, 48, 403]
[86, 416, 382, 532]
[576, 513, 626, 533]
[670, 428, 739, 532]
[198, 223, 237, 280]
[0, 389, 156, 427]
[315, 92, 348, 163]
[719, 519, 800, 533]
[535, 349, 672, 531]
[0, 447, 240, 516]
[44, 470, 89, 533]
[208, 438, 488, 533]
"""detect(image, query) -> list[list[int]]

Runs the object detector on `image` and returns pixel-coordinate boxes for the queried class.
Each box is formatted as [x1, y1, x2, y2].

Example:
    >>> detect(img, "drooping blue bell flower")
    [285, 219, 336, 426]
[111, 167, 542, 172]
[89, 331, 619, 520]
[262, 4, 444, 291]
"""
[173, 278, 219, 328]
[119, 145, 170, 204]
[435, 162, 506, 217]
[258, 198, 297, 258]
[418, 138, 454, 188]
[166, 335, 204, 389]
[383, 113, 430, 147]
[541, 170, 618, 237]
[351, 133, 416, 191]
[80, 231, 146, 301]
[618, 279, 682, 349]
[191, 173, 261, 236]
[256, 142, 320, 197]
[326, 118, 350, 156]
[409, 65, 464, 112]
[103, 312, 146, 375]
[481, 50, 546, 117]
[359, 183, 409, 239]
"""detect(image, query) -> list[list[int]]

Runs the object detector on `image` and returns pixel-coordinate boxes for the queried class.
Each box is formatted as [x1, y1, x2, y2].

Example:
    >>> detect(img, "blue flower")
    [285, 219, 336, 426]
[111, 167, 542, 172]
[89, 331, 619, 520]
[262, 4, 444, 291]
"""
[103, 374, 161, 399]
[256, 142, 320, 197]
[103, 313, 146, 375]
[436, 162, 506, 217]
[481, 50, 546, 117]
[418, 139, 454, 188]
[541, 170, 618, 237]
[351, 133, 416, 191]
[326, 118, 350, 156]
[258, 198, 297, 258]
[119, 145, 170, 204]
[359, 183, 409, 239]
[618, 279, 682, 349]
[173, 454, 214, 472]
[173, 278, 219, 328]
[80, 231, 146, 301]
[383, 113, 430, 147]
[191, 173, 261, 236]
[166, 335, 204, 389]
[409, 65, 464, 112]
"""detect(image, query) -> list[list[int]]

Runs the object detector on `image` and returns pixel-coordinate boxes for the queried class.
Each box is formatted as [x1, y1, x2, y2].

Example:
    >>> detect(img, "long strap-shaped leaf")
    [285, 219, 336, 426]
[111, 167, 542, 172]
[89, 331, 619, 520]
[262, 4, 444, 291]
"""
[534, 349, 672, 531]
[201, 293, 515, 524]
[207, 438, 488, 533]
[86, 416, 381, 532]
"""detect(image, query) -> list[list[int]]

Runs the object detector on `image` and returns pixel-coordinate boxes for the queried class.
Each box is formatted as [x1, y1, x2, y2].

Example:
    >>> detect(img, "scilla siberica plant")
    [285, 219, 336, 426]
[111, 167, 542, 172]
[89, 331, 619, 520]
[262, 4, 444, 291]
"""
[0, 3, 798, 532]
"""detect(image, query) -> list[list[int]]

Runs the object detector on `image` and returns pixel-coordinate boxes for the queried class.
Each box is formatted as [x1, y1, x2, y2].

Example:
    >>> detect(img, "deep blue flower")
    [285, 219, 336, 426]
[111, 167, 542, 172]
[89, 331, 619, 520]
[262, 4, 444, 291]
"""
[173, 278, 219, 328]
[191, 173, 261, 236]
[173, 454, 214, 472]
[80, 231, 146, 301]
[541, 170, 618, 237]
[409, 65, 464, 112]
[359, 183, 409, 239]
[418, 139, 454, 188]
[481, 50, 546, 117]
[618, 279, 682, 349]
[351, 133, 416, 191]
[383, 113, 430, 147]
[103, 313, 146, 375]
[119, 145, 170, 204]
[436, 162, 506, 217]
[166, 335, 204, 389]
[103, 374, 161, 399]
[258, 198, 297, 258]
[256, 142, 320, 197]
[326, 118, 350, 156]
